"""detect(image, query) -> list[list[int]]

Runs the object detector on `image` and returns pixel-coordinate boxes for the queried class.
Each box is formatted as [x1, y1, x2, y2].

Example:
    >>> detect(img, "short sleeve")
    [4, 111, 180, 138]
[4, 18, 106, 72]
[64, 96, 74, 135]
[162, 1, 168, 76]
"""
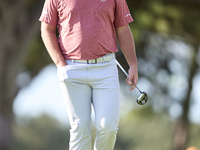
[114, 0, 133, 28]
[39, 0, 58, 27]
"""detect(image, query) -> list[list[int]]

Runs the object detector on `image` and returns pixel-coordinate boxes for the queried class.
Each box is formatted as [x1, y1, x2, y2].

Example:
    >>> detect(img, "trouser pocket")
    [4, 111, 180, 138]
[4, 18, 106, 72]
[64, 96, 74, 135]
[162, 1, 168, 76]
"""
[57, 65, 69, 82]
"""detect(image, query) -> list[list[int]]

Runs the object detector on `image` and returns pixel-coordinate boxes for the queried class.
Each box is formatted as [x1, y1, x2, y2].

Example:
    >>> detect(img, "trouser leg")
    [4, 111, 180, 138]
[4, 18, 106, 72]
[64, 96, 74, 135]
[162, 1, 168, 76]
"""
[93, 87, 120, 150]
[60, 80, 92, 150]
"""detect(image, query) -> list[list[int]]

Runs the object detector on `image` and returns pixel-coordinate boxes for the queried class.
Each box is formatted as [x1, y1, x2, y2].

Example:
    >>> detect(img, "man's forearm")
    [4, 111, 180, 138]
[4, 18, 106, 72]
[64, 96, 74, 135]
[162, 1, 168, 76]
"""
[41, 23, 67, 67]
[116, 25, 137, 68]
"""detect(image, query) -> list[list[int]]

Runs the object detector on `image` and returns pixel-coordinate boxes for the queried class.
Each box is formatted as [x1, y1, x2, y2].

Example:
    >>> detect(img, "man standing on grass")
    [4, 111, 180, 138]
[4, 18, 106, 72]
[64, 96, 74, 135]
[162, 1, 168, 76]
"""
[39, 0, 138, 149]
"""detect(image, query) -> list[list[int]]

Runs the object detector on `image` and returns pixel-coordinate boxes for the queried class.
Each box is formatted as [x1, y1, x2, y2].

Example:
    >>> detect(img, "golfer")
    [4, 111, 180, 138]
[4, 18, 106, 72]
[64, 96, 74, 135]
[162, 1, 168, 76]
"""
[39, 0, 138, 149]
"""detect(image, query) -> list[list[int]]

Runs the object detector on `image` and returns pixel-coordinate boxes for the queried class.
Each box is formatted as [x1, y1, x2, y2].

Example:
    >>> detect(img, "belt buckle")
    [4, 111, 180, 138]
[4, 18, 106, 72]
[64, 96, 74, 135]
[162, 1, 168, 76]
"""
[87, 59, 97, 64]
[99, 57, 104, 63]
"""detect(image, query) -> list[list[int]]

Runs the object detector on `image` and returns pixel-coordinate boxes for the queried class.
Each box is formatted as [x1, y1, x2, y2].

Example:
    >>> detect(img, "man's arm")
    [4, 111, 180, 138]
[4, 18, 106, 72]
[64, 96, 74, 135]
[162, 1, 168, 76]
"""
[41, 22, 67, 67]
[116, 24, 138, 91]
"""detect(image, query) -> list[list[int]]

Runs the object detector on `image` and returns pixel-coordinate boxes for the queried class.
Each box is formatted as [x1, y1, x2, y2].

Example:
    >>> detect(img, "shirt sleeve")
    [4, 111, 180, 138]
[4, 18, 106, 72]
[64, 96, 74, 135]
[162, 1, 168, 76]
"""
[39, 0, 58, 27]
[114, 0, 133, 28]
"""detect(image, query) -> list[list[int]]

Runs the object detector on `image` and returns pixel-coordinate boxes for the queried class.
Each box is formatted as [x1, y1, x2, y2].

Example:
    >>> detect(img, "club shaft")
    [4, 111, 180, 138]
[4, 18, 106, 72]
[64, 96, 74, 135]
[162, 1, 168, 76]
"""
[115, 59, 142, 93]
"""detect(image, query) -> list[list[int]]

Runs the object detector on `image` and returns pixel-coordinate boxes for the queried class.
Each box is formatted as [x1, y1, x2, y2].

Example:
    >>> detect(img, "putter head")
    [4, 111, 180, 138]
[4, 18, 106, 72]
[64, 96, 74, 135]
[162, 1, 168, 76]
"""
[136, 92, 148, 105]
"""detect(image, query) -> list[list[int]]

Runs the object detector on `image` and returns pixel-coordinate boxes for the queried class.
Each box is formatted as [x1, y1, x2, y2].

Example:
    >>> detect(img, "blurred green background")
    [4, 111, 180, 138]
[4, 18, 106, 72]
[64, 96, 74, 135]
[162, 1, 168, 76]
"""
[0, 0, 200, 150]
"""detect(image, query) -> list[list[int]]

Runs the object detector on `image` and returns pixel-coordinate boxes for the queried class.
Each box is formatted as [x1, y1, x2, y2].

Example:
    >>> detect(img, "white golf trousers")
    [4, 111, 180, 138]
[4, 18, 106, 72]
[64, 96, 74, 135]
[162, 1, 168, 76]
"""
[58, 56, 120, 150]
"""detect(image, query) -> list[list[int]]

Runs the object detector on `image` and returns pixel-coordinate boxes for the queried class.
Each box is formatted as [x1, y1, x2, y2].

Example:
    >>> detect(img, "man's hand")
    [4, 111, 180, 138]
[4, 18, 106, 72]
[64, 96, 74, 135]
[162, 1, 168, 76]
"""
[126, 67, 138, 91]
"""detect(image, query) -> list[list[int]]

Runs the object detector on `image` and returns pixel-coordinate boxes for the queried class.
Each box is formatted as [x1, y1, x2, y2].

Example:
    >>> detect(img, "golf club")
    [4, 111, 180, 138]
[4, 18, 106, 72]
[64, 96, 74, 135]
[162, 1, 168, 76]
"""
[115, 59, 148, 105]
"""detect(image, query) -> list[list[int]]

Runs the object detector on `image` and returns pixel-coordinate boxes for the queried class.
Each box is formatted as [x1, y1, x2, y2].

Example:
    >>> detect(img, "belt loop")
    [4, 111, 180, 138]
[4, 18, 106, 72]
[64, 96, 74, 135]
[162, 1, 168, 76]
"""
[103, 56, 105, 63]
[72, 60, 74, 64]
